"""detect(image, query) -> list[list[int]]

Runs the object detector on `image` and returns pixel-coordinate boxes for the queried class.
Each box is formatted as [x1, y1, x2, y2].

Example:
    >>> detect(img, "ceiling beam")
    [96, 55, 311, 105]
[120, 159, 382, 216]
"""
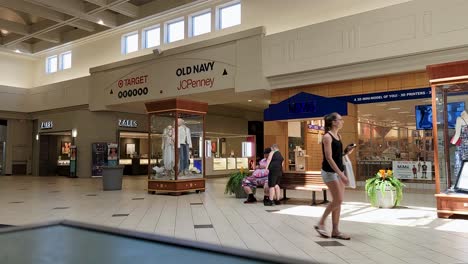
[0, 18, 28, 35]
[0, 35, 32, 53]
[0, 18, 60, 43]
[0, 0, 95, 32]
[86, 0, 138, 18]
[26, 0, 118, 27]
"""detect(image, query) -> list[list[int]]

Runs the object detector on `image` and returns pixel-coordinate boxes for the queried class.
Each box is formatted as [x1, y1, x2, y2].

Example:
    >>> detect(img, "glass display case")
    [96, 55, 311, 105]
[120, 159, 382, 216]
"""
[427, 60, 468, 218]
[145, 99, 207, 194]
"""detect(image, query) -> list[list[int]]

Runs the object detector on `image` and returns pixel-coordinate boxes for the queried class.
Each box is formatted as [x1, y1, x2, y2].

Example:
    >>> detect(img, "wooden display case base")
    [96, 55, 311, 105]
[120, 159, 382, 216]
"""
[148, 178, 206, 195]
[435, 193, 468, 218]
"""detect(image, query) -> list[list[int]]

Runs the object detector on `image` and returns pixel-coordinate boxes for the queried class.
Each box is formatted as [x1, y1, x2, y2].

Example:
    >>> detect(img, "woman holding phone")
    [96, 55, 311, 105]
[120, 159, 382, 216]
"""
[314, 112, 355, 240]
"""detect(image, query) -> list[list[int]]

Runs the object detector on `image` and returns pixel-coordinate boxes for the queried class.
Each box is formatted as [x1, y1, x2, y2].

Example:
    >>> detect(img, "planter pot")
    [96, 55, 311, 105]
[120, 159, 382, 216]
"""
[102, 165, 124, 191]
[376, 188, 396, 208]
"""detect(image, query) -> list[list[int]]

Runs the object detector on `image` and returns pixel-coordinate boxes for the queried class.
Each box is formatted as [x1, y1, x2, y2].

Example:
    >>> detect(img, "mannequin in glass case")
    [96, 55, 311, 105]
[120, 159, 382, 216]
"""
[451, 110, 468, 179]
[178, 118, 192, 175]
[162, 124, 175, 174]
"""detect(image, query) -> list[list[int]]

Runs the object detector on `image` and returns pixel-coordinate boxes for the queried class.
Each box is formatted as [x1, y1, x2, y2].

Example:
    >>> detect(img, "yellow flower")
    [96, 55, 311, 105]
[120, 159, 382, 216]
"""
[386, 170, 393, 177]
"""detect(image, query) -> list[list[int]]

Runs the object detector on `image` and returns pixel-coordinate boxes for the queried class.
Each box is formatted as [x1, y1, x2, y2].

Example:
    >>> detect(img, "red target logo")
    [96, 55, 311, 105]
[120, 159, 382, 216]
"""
[118, 80, 124, 88]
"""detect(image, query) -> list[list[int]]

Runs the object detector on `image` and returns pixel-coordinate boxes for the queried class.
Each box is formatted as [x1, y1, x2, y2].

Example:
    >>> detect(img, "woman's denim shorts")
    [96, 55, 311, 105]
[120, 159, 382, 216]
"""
[321, 170, 339, 183]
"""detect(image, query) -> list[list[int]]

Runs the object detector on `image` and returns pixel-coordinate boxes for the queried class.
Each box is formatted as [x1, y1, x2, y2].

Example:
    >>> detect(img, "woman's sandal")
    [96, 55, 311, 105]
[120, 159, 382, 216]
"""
[314, 225, 329, 238]
[331, 233, 351, 240]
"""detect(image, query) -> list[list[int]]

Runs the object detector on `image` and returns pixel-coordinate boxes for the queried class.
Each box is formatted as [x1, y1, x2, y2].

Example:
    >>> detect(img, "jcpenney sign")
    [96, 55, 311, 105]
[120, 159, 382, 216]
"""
[118, 119, 138, 128]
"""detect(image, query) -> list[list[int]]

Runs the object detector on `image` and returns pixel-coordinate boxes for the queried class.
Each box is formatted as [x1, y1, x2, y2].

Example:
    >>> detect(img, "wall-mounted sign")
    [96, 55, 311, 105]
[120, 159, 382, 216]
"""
[176, 61, 219, 91]
[40, 121, 53, 129]
[118, 119, 138, 128]
[335, 87, 431, 104]
[114, 75, 149, 100]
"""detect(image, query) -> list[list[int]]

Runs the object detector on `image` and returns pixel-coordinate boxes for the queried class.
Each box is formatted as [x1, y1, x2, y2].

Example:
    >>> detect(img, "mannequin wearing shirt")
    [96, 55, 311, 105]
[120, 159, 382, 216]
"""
[162, 124, 175, 173]
[451, 110, 468, 179]
[178, 118, 192, 175]
[451, 110, 468, 145]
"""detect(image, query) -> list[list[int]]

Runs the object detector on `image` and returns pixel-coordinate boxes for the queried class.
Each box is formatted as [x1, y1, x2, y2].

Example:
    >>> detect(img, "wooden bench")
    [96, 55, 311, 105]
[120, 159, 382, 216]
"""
[280, 171, 329, 206]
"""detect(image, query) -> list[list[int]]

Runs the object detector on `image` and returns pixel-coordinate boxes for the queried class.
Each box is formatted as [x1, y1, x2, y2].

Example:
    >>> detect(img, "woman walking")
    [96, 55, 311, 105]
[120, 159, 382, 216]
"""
[264, 144, 284, 206]
[314, 112, 353, 240]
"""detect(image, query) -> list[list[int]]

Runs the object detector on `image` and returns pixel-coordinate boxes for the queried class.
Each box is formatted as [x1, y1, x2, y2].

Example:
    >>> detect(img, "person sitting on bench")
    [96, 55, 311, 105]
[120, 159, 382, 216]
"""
[242, 148, 271, 204]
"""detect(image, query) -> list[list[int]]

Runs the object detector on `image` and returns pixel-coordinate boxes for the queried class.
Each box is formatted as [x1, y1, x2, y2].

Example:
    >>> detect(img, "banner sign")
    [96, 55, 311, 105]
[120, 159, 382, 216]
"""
[107, 143, 118, 167]
[392, 161, 432, 180]
[335, 87, 431, 104]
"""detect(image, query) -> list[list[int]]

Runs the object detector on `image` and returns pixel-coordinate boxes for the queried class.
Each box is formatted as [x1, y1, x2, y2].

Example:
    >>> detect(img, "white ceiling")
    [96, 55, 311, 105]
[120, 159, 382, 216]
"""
[0, 0, 196, 54]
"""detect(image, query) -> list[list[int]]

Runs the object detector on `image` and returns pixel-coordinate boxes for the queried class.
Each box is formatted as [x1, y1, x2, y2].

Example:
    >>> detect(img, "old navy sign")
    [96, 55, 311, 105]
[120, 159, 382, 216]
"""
[335, 87, 431, 104]
[289, 101, 317, 113]
[176, 61, 216, 91]
[118, 119, 138, 128]
[40, 121, 53, 129]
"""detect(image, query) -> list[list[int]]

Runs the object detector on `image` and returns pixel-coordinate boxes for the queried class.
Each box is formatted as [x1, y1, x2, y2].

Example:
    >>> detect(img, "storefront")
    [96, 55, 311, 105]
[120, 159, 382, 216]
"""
[32, 109, 147, 178]
[205, 133, 255, 176]
[118, 126, 151, 176]
[265, 71, 438, 191]
[38, 127, 75, 177]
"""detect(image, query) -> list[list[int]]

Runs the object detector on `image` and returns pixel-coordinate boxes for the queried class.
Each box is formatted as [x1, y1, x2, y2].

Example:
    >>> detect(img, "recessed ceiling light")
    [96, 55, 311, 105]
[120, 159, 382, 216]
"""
[0, 29, 8, 35]
[387, 107, 401, 110]
[14, 49, 21, 53]
[248, 100, 252, 102]
[97, 19, 104, 25]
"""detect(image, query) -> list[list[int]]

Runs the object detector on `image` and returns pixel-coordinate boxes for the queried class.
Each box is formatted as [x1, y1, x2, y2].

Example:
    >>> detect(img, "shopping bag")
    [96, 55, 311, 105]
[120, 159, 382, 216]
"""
[343, 155, 356, 188]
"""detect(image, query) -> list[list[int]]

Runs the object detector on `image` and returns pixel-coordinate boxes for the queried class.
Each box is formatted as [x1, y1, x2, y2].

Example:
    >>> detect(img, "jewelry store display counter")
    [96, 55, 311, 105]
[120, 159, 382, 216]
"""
[119, 159, 158, 175]
[56, 160, 70, 176]
[205, 157, 249, 176]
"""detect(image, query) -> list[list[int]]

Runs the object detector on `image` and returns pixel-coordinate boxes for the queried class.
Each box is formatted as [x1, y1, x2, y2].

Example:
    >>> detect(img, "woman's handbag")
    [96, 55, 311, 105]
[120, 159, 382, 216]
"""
[343, 155, 356, 188]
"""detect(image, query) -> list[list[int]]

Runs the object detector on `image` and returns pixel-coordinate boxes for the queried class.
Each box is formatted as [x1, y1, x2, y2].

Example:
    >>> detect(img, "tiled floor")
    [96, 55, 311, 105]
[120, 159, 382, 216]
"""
[1, 176, 468, 263]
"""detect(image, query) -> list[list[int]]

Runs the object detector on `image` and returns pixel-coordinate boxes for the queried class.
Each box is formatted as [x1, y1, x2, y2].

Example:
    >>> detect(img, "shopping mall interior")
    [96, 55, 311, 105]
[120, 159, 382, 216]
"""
[1, 0, 468, 263]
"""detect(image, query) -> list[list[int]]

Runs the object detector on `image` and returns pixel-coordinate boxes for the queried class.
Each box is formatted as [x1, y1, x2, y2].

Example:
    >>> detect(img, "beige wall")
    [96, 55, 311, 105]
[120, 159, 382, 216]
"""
[206, 114, 248, 136]
[5, 119, 33, 175]
[0, 53, 34, 88]
[263, 0, 468, 85]
[243, 0, 411, 35]
[26, 77, 90, 113]
[0, 86, 28, 112]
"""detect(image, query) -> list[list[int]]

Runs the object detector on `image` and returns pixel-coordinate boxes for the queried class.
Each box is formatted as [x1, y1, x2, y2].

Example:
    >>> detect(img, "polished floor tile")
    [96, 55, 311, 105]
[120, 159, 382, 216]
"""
[0, 175, 467, 264]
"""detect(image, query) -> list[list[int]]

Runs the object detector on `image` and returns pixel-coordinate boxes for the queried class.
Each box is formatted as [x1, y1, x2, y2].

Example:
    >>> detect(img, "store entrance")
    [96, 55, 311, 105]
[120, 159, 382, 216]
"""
[38, 131, 72, 176]
[118, 131, 149, 175]
[356, 98, 436, 185]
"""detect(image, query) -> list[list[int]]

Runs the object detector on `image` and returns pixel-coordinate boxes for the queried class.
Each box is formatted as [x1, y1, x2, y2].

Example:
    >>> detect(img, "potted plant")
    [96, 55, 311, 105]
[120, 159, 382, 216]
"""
[225, 169, 249, 198]
[365, 169, 404, 208]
